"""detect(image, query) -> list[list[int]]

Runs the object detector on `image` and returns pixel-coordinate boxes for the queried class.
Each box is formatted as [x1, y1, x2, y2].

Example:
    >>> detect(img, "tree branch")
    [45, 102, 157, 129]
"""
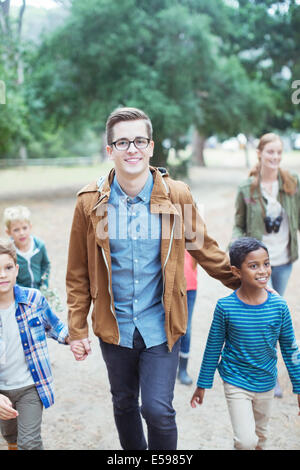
[17, 0, 26, 40]
[0, 0, 11, 36]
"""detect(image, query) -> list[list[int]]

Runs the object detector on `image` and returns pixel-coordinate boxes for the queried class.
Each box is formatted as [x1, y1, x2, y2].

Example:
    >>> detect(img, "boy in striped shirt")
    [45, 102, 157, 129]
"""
[0, 238, 70, 450]
[191, 237, 300, 450]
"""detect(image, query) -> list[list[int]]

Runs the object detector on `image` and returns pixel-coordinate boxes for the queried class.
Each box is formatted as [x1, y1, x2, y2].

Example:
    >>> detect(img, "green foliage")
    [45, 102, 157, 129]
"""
[0, 46, 30, 156]
[1, 0, 299, 165]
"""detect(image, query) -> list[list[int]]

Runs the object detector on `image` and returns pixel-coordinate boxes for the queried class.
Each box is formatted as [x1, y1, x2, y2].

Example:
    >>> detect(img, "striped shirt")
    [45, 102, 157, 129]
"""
[0, 285, 68, 408]
[197, 291, 300, 393]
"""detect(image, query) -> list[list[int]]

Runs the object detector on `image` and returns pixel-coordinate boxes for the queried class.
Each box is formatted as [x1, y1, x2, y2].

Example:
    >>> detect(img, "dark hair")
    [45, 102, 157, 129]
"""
[106, 107, 153, 145]
[229, 237, 269, 268]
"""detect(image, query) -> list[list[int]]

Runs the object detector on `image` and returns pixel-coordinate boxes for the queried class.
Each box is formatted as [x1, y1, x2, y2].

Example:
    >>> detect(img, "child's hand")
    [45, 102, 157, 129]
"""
[190, 387, 205, 408]
[0, 394, 18, 420]
[70, 338, 91, 361]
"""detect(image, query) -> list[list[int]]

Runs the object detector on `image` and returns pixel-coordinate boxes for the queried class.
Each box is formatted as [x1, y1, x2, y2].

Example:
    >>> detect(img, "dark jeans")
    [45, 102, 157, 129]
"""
[269, 262, 292, 296]
[180, 289, 197, 357]
[99, 328, 180, 450]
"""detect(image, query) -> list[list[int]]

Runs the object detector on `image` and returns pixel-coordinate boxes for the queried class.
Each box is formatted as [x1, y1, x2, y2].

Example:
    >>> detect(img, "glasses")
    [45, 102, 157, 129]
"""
[110, 137, 150, 151]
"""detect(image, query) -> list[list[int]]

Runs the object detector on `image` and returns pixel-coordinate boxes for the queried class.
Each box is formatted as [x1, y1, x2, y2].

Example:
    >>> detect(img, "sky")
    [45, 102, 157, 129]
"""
[10, 0, 59, 9]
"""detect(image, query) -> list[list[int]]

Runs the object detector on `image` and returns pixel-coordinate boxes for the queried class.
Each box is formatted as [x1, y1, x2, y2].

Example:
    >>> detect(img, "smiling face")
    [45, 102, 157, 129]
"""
[258, 138, 282, 173]
[232, 248, 271, 290]
[6, 219, 32, 251]
[106, 119, 154, 181]
[0, 254, 19, 297]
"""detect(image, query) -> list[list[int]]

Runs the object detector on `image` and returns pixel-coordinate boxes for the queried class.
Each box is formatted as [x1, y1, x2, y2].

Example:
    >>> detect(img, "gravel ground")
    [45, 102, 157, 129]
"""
[0, 165, 300, 451]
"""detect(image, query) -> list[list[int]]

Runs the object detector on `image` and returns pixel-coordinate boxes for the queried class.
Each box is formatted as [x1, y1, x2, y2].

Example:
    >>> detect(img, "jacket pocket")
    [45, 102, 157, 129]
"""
[170, 287, 188, 335]
[28, 316, 46, 342]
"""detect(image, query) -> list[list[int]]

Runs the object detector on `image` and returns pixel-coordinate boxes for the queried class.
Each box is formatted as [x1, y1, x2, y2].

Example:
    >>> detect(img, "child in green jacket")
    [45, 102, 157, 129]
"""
[3, 206, 50, 289]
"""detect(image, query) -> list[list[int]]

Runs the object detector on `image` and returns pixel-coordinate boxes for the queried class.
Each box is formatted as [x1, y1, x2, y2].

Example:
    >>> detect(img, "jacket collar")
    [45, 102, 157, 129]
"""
[93, 166, 179, 216]
[13, 284, 30, 305]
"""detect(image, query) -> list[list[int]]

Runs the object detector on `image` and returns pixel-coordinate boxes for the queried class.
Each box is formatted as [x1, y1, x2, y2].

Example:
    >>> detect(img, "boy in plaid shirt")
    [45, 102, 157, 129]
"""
[0, 238, 71, 450]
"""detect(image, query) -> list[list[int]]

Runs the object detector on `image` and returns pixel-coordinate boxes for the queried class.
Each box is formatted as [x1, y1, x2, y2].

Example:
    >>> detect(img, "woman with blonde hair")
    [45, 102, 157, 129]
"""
[231, 132, 300, 397]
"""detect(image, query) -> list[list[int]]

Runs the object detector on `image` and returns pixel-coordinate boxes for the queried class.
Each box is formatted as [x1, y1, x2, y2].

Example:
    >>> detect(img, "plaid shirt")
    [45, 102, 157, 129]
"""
[0, 285, 68, 408]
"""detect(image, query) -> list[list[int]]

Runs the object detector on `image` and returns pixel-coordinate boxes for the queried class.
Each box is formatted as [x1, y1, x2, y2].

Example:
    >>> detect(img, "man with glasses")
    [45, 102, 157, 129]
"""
[66, 107, 240, 450]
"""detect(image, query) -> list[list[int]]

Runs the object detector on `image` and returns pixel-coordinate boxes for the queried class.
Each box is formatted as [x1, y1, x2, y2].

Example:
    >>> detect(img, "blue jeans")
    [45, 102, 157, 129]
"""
[269, 263, 293, 296]
[99, 328, 180, 450]
[180, 290, 197, 357]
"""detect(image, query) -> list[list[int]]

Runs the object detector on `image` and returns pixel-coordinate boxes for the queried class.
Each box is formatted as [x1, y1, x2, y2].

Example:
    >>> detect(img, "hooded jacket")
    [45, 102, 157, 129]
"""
[66, 166, 240, 350]
[16, 236, 50, 289]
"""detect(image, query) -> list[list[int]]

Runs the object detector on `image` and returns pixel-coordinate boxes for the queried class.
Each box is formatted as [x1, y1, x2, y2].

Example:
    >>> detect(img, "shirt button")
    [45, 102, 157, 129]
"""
[134, 299, 138, 303]
[24, 343, 28, 347]
[134, 317, 137, 321]
[135, 280, 139, 284]
[134, 259, 138, 263]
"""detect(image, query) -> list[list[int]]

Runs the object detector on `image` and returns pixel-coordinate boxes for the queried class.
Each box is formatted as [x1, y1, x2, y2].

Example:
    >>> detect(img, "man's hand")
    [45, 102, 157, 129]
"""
[297, 394, 300, 416]
[70, 338, 92, 361]
[265, 285, 279, 295]
[0, 394, 18, 420]
[190, 387, 205, 408]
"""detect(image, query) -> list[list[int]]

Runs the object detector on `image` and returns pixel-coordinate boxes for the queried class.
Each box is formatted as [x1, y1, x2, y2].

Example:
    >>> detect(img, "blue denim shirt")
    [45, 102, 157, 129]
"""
[108, 172, 166, 348]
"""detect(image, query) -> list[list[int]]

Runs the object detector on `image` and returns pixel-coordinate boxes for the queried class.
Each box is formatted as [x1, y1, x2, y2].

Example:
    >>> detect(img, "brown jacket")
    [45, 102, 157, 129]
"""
[66, 166, 240, 350]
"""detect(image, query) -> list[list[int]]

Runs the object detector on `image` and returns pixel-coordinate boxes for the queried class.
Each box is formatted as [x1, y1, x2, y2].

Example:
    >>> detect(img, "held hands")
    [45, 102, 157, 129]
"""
[190, 387, 205, 408]
[70, 338, 92, 361]
[0, 394, 18, 420]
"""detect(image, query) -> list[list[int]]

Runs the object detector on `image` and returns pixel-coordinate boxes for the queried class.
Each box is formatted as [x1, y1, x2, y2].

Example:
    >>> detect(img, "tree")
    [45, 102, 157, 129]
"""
[193, 55, 275, 165]
[227, 0, 299, 134]
[26, 0, 240, 166]
[0, 0, 30, 157]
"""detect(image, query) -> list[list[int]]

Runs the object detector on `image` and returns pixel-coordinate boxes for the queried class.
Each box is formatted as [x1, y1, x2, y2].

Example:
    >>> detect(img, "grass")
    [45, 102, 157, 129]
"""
[203, 148, 300, 169]
[1, 148, 300, 196]
[0, 161, 114, 195]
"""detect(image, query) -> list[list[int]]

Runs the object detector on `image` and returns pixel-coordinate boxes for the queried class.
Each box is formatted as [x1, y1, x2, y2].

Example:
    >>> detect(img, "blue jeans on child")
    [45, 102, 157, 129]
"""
[269, 263, 293, 296]
[269, 262, 293, 398]
[180, 290, 197, 357]
[99, 328, 180, 450]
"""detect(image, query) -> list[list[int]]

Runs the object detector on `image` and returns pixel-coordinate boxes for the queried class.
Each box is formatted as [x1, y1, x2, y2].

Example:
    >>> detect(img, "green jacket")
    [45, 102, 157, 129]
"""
[16, 236, 50, 289]
[232, 172, 300, 263]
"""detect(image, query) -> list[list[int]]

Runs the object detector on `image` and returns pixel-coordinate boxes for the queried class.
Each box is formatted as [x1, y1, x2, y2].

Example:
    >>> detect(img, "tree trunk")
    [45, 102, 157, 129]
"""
[0, 80, 5, 104]
[19, 144, 28, 161]
[0, 0, 11, 35]
[99, 132, 107, 161]
[151, 138, 168, 168]
[193, 129, 206, 167]
[244, 136, 250, 169]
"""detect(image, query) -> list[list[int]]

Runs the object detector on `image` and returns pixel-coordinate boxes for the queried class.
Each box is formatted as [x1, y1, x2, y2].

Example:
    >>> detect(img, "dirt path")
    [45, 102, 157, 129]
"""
[0, 165, 300, 450]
